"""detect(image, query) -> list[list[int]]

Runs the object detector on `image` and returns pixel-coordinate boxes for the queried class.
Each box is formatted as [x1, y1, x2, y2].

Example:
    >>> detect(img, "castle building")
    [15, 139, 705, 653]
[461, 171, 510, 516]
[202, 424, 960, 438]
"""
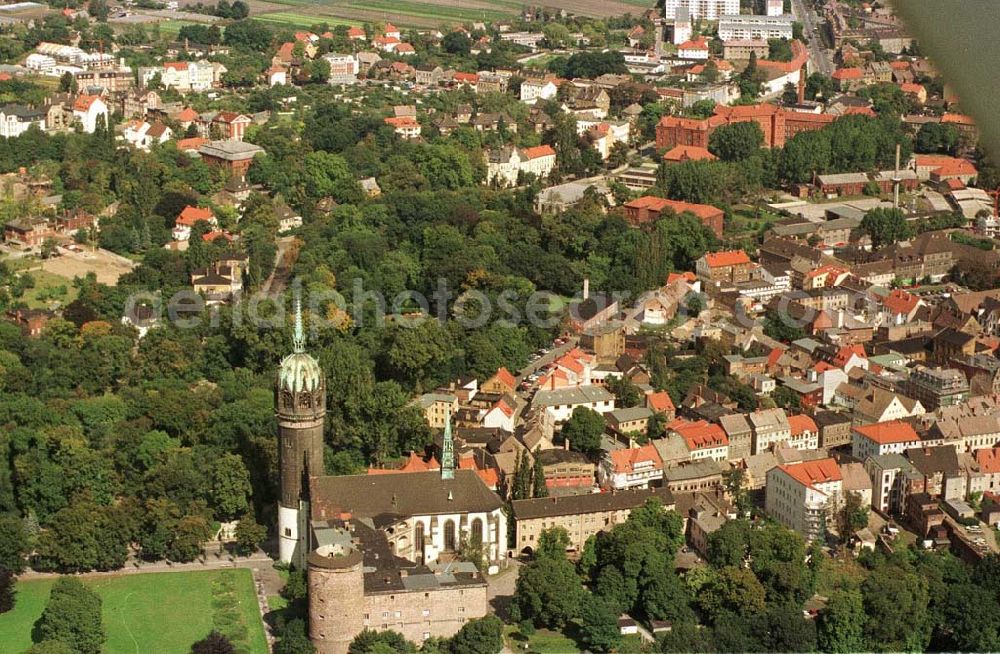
[275, 322, 505, 653]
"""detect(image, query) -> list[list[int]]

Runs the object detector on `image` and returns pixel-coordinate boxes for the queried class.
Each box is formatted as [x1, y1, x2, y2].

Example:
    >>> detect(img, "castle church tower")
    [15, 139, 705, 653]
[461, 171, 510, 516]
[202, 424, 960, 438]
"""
[276, 298, 326, 567]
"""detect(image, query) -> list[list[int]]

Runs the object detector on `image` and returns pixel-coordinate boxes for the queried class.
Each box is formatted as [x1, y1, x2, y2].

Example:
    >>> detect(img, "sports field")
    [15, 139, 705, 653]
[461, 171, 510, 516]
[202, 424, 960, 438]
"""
[248, 0, 657, 29]
[0, 569, 268, 654]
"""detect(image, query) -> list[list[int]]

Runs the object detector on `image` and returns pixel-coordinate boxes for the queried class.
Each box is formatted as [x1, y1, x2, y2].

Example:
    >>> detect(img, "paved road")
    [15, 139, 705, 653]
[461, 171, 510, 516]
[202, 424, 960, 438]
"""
[792, 0, 835, 77]
[512, 337, 578, 419]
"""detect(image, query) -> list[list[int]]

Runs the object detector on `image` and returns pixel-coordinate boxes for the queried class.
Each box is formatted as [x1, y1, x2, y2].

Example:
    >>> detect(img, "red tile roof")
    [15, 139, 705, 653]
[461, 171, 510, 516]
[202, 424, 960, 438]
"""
[900, 83, 924, 95]
[703, 250, 751, 268]
[176, 205, 214, 226]
[492, 399, 515, 418]
[625, 196, 724, 221]
[788, 414, 817, 436]
[976, 447, 1000, 474]
[832, 67, 863, 80]
[163, 61, 190, 71]
[666, 272, 697, 284]
[779, 457, 841, 489]
[521, 144, 556, 160]
[609, 443, 663, 474]
[647, 391, 675, 414]
[942, 113, 975, 126]
[176, 137, 208, 151]
[494, 367, 516, 390]
[176, 107, 199, 122]
[72, 94, 100, 111]
[663, 144, 717, 163]
[673, 421, 729, 450]
[854, 420, 920, 445]
[832, 344, 866, 366]
[453, 72, 479, 84]
[678, 37, 709, 50]
[882, 289, 920, 315]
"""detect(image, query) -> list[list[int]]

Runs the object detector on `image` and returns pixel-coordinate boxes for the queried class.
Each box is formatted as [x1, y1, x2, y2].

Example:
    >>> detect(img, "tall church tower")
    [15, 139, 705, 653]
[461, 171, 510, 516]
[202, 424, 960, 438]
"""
[276, 298, 326, 567]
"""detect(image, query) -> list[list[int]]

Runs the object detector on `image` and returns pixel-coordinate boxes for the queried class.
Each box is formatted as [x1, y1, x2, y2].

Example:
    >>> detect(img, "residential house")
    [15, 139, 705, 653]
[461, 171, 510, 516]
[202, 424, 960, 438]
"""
[484, 145, 556, 187]
[852, 420, 923, 460]
[623, 196, 725, 238]
[765, 458, 843, 540]
[696, 250, 759, 284]
[531, 385, 615, 423]
[598, 443, 664, 490]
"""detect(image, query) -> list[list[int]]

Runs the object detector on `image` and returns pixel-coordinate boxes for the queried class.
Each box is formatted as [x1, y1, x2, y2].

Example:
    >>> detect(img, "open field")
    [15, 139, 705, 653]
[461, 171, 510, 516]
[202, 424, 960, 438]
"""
[246, 0, 657, 29]
[20, 268, 77, 309]
[41, 248, 136, 286]
[0, 570, 267, 654]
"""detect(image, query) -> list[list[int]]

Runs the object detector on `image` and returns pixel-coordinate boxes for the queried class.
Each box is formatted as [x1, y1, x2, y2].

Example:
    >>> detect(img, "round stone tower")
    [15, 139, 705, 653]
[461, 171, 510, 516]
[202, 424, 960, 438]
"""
[308, 545, 365, 654]
[276, 299, 326, 567]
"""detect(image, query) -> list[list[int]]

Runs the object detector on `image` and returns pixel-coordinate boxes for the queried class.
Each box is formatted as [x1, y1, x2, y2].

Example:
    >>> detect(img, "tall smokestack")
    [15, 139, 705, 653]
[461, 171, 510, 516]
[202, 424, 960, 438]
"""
[797, 66, 806, 104]
[893, 143, 901, 209]
[583, 278, 590, 300]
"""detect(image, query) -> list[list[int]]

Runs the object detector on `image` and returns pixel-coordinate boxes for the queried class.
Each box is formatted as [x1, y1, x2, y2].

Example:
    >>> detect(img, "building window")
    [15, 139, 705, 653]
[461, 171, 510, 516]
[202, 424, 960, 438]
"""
[284, 528, 291, 537]
[423, 633, 431, 641]
[422, 609, 430, 617]
[382, 612, 389, 618]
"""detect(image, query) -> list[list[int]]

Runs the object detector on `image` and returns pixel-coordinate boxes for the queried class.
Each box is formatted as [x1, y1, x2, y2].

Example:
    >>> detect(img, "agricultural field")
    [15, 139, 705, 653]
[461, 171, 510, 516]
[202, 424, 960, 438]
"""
[0, 570, 268, 654]
[246, 0, 657, 29]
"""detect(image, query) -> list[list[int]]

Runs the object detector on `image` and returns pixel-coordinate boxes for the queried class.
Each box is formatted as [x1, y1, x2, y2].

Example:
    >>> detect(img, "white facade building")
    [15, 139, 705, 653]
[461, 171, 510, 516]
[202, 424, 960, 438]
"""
[664, 0, 740, 20]
[766, 458, 842, 541]
[520, 79, 557, 104]
[0, 104, 46, 138]
[532, 385, 615, 423]
[718, 14, 795, 41]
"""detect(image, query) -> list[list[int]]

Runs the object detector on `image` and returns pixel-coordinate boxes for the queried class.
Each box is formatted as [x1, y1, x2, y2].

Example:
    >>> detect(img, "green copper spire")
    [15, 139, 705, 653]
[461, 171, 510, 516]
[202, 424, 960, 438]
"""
[292, 293, 305, 354]
[441, 409, 454, 480]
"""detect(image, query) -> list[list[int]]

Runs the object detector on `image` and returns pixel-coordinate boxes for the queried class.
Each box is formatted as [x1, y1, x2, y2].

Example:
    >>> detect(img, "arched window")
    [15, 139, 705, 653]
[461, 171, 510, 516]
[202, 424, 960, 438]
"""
[415, 522, 425, 563]
[471, 518, 484, 545]
[444, 520, 456, 552]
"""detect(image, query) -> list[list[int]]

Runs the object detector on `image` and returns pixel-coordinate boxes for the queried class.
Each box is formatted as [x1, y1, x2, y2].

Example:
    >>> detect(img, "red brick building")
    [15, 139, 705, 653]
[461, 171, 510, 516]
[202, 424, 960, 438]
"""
[656, 103, 836, 151]
[622, 196, 724, 238]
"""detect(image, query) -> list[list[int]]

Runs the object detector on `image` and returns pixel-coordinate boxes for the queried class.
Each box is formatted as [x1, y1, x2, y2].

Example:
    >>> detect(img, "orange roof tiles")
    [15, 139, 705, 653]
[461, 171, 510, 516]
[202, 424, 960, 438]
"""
[647, 391, 675, 414]
[72, 94, 100, 111]
[609, 444, 662, 473]
[663, 144, 717, 163]
[704, 250, 751, 268]
[494, 367, 516, 389]
[882, 288, 919, 315]
[176, 205, 214, 226]
[779, 457, 841, 489]
[666, 272, 697, 284]
[788, 414, 817, 436]
[673, 421, 729, 450]
[832, 67, 863, 80]
[942, 113, 975, 126]
[976, 447, 1000, 474]
[176, 137, 208, 151]
[176, 107, 199, 122]
[521, 144, 556, 160]
[854, 420, 920, 445]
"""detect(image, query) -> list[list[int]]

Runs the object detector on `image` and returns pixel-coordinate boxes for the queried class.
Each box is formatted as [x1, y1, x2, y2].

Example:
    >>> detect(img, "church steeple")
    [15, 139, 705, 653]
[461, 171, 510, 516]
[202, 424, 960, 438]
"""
[441, 409, 454, 480]
[276, 289, 326, 567]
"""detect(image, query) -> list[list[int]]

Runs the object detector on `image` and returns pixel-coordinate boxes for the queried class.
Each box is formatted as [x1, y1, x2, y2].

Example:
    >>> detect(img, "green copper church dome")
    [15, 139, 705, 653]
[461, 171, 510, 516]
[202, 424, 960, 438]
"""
[279, 351, 323, 394]
[278, 296, 323, 394]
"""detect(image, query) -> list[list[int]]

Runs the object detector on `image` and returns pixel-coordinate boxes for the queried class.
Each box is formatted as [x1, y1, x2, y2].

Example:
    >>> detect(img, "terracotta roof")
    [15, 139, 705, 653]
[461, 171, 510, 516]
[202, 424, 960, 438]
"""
[647, 391, 675, 414]
[384, 116, 419, 127]
[854, 420, 920, 445]
[778, 457, 841, 489]
[832, 344, 866, 366]
[72, 94, 100, 111]
[491, 399, 514, 418]
[672, 421, 729, 450]
[704, 250, 751, 268]
[667, 272, 697, 284]
[176, 107, 199, 122]
[832, 67, 863, 80]
[900, 83, 924, 94]
[889, 61, 911, 70]
[395, 43, 415, 53]
[176, 205, 214, 226]
[663, 144, 717, 163]
[976, 447, 1000, 474]
[609, 444, 662, 474]
[933, 160, 978, 177]
[521, 144, 556, 160]
[882, 288, 920, 315]
[942, 113, 975, 126]
[176, 136, 208, 151]
[788, 414, 817, 436]
[625, 196, 724, 221]
[494, 367, 516, 389]
[678, 37, 709, 50]
[347, 27, 366, 38]
[453, 72, 479, 83]
[163, 61, 190, 71]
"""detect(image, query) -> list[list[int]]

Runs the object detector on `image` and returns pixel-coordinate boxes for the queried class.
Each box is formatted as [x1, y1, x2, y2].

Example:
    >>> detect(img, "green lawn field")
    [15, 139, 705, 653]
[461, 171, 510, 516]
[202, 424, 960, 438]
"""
[0, 569, 267, 654]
